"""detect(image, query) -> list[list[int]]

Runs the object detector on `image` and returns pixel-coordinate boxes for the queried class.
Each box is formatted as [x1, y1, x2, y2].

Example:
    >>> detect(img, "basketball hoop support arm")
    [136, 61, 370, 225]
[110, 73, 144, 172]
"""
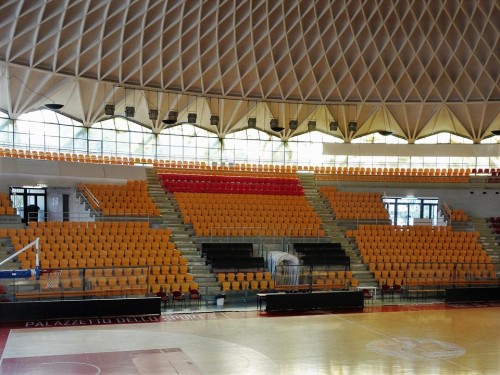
[0, 238, 40, 279]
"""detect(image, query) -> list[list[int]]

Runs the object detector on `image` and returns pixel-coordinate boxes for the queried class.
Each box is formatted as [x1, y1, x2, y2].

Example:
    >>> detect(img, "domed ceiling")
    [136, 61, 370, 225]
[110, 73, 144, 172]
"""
[0, 0, 498, 142]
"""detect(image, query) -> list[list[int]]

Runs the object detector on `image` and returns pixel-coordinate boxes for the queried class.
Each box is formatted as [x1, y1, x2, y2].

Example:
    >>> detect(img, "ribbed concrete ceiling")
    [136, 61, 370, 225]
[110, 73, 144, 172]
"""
[0, 0, 498, 142]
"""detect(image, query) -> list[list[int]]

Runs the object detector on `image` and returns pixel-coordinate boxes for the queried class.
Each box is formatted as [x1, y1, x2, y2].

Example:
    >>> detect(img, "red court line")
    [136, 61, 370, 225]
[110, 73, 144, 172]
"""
[0, 348, 202, 375]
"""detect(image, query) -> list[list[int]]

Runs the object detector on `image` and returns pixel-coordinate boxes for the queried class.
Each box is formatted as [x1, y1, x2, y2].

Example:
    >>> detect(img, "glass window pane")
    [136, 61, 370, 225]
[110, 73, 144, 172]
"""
[74, 126, 87, 140]
[102, 129, 115, 141]
[116, 140, 129, 155]
[74, 138, 86, 153]
[41, 110, 58, 124]
[56, 113, 74, 125]
[88, 128, 102, 140]
[45, 135, 59, 150]
[44, 123, 59, 137]
[89, 140, 102, 153]
[127, 120, 145, 132]
[101, 119, 116, 130]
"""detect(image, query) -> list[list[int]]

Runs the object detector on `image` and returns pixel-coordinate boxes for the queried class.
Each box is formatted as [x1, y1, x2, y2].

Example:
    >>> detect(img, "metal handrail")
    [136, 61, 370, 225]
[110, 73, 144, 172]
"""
[77, 184, 100, 212]
[441, 202, 452, 224]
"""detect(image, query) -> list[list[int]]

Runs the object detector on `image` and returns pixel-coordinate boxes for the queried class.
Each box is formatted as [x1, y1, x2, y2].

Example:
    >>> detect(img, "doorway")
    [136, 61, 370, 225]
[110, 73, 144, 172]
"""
[9, 186, 47, 224]
[383, 196, 439, 226]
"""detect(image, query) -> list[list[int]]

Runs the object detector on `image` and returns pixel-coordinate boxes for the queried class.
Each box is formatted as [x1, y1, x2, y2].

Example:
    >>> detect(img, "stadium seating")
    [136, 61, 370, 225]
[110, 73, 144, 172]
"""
[160, 170, 324, 238]
[81, 180, 160, 216]
[7, 221, 198, 294]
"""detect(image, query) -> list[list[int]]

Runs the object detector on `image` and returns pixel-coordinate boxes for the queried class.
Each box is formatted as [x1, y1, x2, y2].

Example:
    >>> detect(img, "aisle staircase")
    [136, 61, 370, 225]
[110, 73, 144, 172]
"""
[297, 173, 376, 288]
[145, 168, 222, 302]
[470, 216, 500, 275]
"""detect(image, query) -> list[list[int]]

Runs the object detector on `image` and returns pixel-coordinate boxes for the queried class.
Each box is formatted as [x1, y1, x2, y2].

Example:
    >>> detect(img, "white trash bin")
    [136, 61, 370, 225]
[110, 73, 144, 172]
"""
[216, 294, 225, 306]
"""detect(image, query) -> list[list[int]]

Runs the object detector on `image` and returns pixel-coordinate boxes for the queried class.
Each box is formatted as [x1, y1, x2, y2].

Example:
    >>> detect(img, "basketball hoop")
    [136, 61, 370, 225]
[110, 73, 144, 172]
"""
[44, 270, 62, 289]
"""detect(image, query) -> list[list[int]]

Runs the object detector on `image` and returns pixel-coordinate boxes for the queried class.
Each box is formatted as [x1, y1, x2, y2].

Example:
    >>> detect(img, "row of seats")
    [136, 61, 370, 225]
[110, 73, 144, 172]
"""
[0, 193, 15, 215]
[367, 258, 492, 272]
[380, 269, 497, 289]
[471, 168, 500, 175]
[309, 270, 354, 280]
[355, 229, 478, 239]
[26, 220, 155, 230]
[163, 181, 303, 195]
[179, 196, 312, 209]
[0, 147, 493, 177]
[148, 282, 199, 293]
[15, 241, 176, 255]
[0, 147, 140, 165]
[312, 277, 352, 287]
[216, 272, 272, 283]
[176, 194, 316, 210]
[360, 248, 485, 258]
[82, 181, 160, 216]
[317, 166, 471, 176]
[85, 180, 147, 192]
[194, 226, 325, 237]
[19, 227, 164, 238]
[11, 232, 172, 245]
[375, 268, 495, 280]
[316, 174, 468, 183]
[157, 163, 304, 173]
[20, 257, 188, 272]
[321, 187, 390, 221]
[176, 192, 323, 237]
[358, 239, 481, 248]
[450, 209, 469, 221]
[221, 279, 275, 291]
[147, 273, 195, 284]
[6, 221, 190, 293]
[35, 270, 202, 298]
[20, 248, 184, 263]
[347, 224, 496, 287]
[355, 232, 479, 243]
[159, 173, 299, 184]
[347, 224, 463, 236]
[319, 187, 383, 201]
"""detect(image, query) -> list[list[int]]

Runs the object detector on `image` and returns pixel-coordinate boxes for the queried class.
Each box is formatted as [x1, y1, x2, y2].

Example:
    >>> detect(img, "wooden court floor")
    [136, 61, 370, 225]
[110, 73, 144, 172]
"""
[0, 303, 498, 374]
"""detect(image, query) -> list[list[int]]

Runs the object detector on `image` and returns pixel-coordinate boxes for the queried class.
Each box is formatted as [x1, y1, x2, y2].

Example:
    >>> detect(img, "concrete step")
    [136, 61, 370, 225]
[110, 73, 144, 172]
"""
[165, 224, 189, 231]
[176, 247, 199, 254]
[171, 237, 197, 244]
[189, 265, 212, 272]
[183, 257, 205, 266]
[181, 246, 199, 252]
[353, 270, 374, 279]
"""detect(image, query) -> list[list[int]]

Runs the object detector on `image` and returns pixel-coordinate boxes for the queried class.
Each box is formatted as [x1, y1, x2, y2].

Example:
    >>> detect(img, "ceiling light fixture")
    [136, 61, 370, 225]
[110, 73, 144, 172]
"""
[104, 104, 115, 116]
[188, 113, 197, 123]
[247, 117, 256, 128]
[162, 111, 178, 125]
[44, 103, 64, 110]
[148, 109, 158, 120]
[210, 115, 219, 126]
[125, 106, 135, 117]
[379, 130, 393, 136]
[270, 118, 284, 132]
